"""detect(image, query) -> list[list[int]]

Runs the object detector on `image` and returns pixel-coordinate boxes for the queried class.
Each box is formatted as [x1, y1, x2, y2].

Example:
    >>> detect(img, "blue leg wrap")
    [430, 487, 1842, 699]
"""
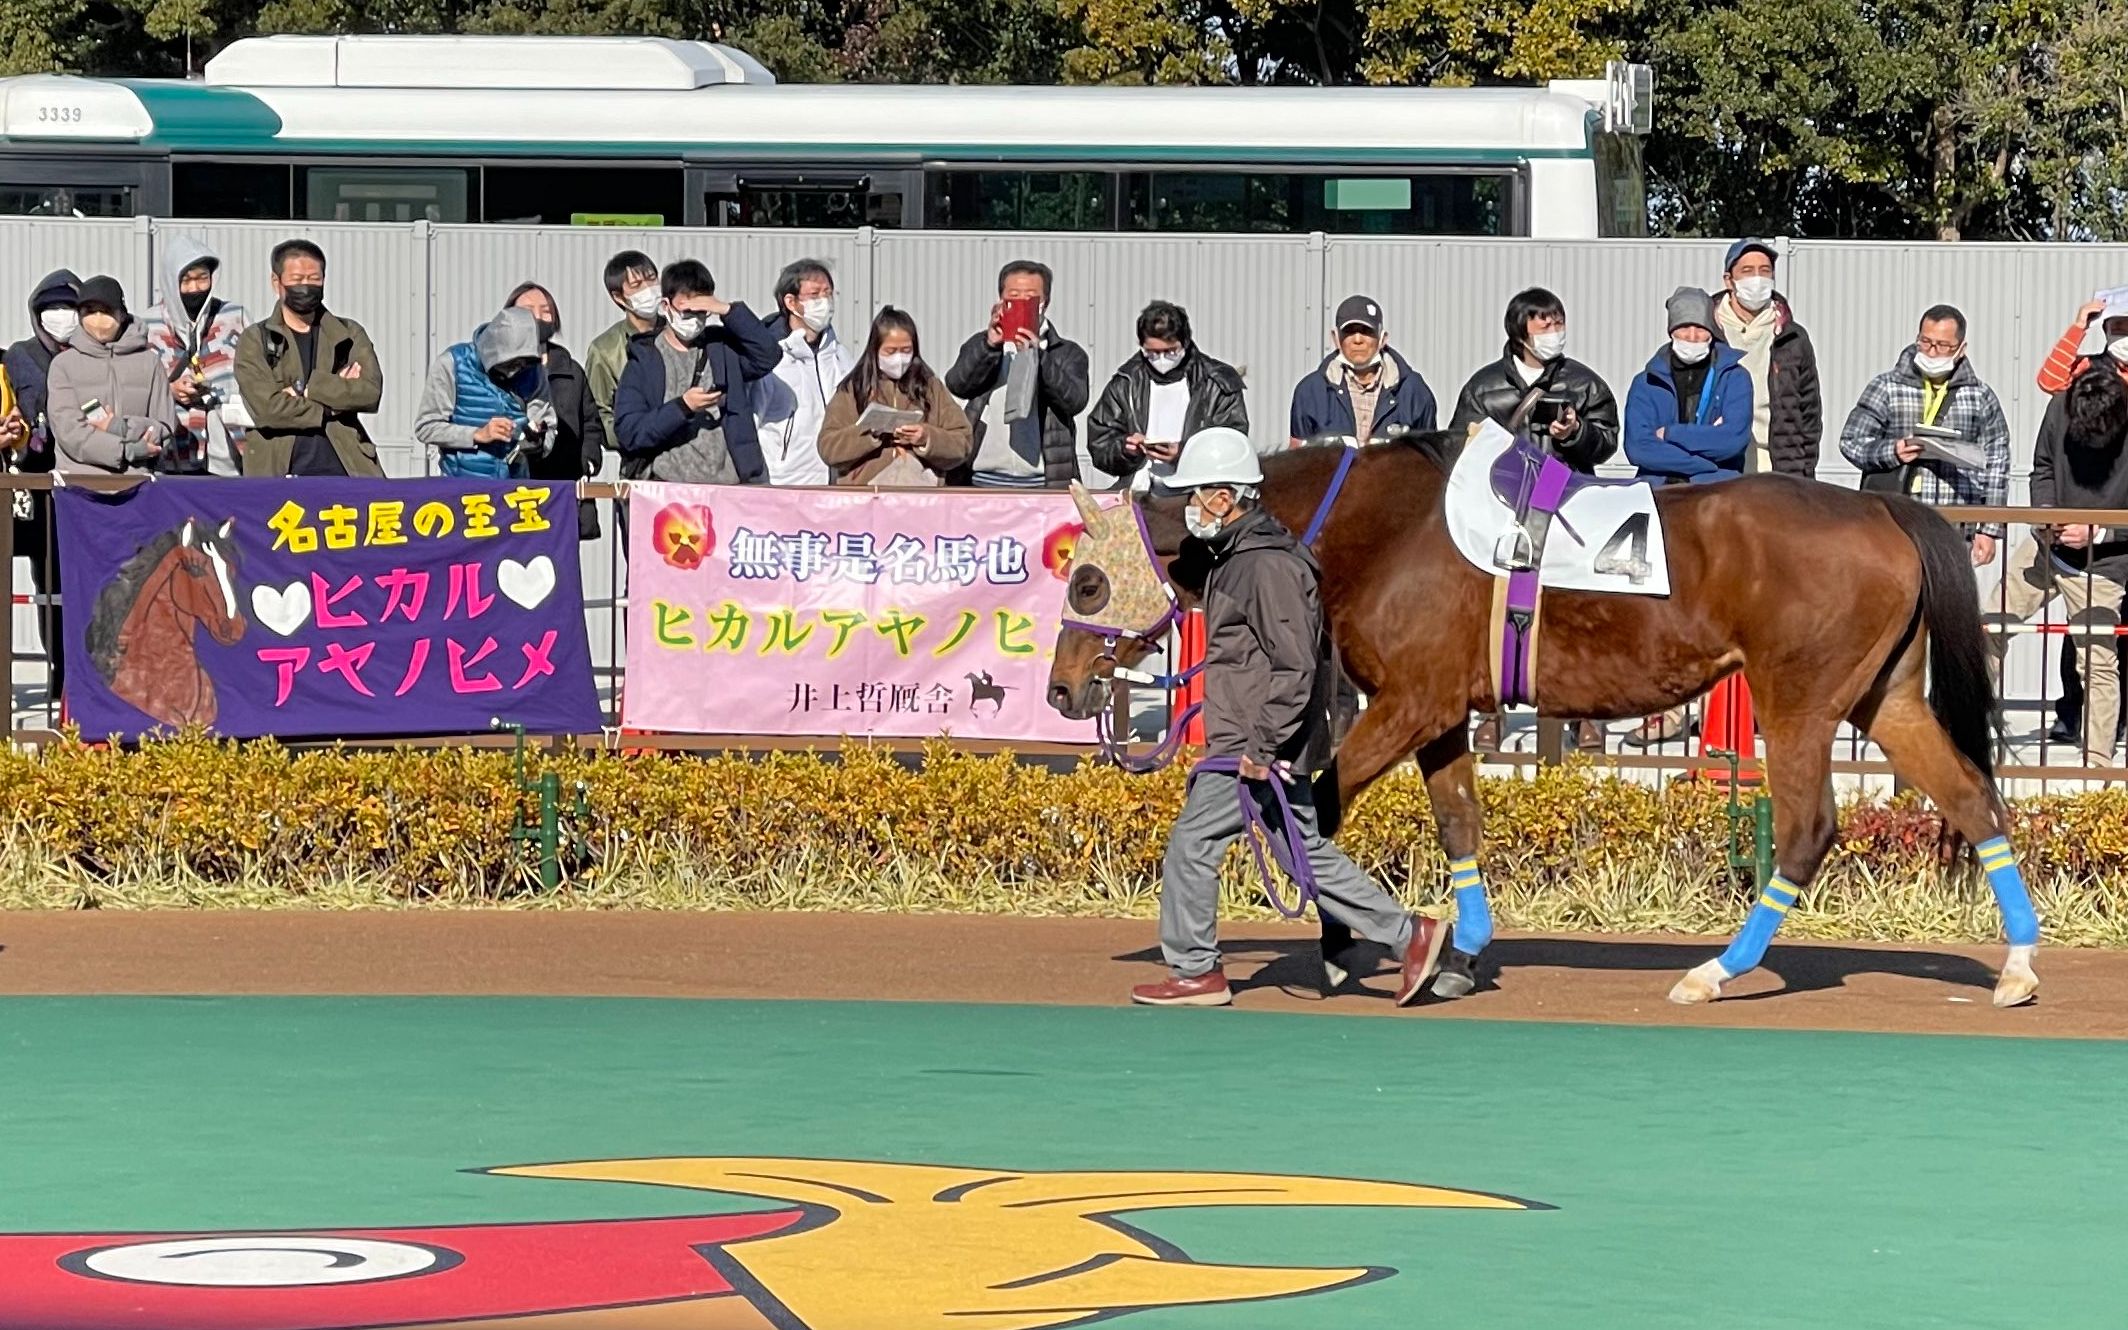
[1976, 836, 2041, 947]
[1715, 874, 1801, 976]
[1449, 857, 1492, 955]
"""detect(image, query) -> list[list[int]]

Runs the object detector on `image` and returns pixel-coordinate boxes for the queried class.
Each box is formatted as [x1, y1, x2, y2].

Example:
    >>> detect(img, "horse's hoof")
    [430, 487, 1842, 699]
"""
[1667, 960, 1730, 1005]
[1993, 946, 2040, 1009]
[1430, 947, 1481, 1000]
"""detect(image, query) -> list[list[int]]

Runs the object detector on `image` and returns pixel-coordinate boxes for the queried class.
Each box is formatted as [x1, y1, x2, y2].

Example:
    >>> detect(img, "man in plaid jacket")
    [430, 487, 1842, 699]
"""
[1839, 303, 2011, 567]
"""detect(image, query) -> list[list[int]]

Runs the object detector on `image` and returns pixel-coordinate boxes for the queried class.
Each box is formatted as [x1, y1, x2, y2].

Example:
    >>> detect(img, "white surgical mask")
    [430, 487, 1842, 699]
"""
[1145, 348, 1186, 374]
[800, 296, 834, 333]
[1184, 501, 1224, 540]
[39, 308, 78, 342]
[879, 351, 913, 380]
[1733, 276, 1775, 310]
[1913, 350, 1958, 379]
[2108, 336, 2128, 363]
[1340, 352, 1381, 373]
[666, 310, 708, 343]
[626, 287, 662, 319]
[1530, 330, 1568, 362]
[1670, 336, 1712, 365]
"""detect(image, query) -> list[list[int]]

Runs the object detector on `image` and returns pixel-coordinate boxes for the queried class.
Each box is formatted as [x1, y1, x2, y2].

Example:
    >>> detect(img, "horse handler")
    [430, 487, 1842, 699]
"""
[1129, 427, 1446, 1007]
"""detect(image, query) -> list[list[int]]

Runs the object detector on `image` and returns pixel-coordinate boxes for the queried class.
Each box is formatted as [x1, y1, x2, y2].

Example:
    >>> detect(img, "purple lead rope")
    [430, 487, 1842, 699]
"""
[1189, 755, 1318, 919]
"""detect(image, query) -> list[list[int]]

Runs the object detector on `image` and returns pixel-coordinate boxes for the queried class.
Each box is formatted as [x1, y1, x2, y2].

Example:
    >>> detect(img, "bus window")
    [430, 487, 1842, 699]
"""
[1594, 133, 1648, 237]
[483, 165, 683, 225]
[1125, 170, 1512, 235]
[301, 166, 472, 224]
[0, 183, 136, 218]
[703, 175, 904, 228]
[174, 162, 292, 220]
[925, 171, 1114, 230]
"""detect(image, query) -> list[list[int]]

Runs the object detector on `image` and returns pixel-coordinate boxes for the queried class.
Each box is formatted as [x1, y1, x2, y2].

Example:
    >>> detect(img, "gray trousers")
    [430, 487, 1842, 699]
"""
[1160, 769, 1414, 978]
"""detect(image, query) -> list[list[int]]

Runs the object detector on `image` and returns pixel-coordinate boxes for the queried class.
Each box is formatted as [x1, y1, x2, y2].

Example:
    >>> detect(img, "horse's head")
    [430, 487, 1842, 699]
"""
[1046, 482, 1179, 721]
[168, 517, 246, 646]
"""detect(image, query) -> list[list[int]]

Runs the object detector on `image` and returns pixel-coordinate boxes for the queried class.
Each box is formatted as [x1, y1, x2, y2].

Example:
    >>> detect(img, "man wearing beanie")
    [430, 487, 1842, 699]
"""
[46, 275, 176, 476]
[1622, 286, 1754, 746]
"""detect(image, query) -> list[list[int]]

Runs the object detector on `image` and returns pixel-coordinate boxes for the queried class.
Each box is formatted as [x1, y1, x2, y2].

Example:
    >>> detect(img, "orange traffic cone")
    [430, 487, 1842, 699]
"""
[1690, 673, 1761, 783]
[1177, 609, 1207, 746]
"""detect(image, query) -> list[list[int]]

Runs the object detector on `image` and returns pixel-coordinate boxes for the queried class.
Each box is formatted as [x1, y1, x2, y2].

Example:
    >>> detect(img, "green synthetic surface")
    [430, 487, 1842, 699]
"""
[5, 997, 2124, 1329]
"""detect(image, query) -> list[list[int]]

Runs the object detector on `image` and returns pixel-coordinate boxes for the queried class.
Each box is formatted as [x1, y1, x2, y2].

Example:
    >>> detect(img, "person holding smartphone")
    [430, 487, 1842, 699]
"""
[817, 306, 971, 486]
[1087, 300, 1248, 492]
[1448, 286, 1618, 475]
[612, 258, 780, 485]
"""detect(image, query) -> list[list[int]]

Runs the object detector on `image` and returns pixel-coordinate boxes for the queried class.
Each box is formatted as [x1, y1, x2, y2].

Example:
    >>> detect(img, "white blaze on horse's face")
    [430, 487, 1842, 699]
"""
[182, 518, 239, 622]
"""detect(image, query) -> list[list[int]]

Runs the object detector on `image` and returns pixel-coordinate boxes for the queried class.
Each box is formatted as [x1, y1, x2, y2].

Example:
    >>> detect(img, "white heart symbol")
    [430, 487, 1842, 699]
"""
[249, 581, 312, 638]
[497, 555, 556, 611]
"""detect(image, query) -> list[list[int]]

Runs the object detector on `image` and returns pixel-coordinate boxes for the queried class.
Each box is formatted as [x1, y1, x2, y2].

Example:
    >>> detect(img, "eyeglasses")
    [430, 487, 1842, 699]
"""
[1916, 336, 1964, 355]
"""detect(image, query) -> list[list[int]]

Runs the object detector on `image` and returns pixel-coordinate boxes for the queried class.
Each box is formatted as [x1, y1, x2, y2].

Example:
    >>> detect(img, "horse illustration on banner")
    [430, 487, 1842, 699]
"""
[85, 517, 246, 728]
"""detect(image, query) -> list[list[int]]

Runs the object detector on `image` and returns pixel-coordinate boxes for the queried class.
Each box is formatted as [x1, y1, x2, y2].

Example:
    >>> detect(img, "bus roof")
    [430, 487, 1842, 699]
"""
[0, 37, 1622, 164]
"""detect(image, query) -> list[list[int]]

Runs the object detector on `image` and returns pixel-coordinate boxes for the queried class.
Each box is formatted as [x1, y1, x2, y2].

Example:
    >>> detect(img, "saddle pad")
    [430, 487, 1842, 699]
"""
[1446, 421, 1672, 597]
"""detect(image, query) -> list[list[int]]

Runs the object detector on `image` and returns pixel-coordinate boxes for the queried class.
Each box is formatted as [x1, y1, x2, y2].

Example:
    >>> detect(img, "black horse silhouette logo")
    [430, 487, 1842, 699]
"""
[966, 671, 1012, 716]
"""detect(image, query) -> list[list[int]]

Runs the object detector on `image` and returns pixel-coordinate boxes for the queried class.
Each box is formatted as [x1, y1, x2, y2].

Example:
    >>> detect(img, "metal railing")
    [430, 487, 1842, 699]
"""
[7, 477, 2122, 788]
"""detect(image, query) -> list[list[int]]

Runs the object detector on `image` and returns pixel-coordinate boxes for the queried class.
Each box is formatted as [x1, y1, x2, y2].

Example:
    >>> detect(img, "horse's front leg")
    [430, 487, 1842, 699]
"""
[1413, 727, 1488, 1000]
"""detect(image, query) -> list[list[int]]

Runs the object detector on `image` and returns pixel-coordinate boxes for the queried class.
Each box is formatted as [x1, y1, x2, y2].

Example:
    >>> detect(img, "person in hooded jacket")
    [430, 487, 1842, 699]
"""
[414, 305, 557, 480]
[3, 269, 72, 695]
[1086, 300, 1248, 491]
[141, 234, 249, 477]
[507, 282, 605, 541]
[46, 276, 175, 476]
[1288, 295, 1437, 446]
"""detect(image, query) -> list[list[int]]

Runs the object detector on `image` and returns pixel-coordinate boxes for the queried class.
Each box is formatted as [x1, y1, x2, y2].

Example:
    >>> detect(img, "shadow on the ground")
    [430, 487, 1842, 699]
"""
[1111, 934, 2001, 1002]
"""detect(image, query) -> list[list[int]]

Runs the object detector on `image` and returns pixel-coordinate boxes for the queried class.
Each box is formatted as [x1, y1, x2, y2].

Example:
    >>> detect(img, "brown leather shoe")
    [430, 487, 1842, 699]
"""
[1471, 715, 1502, 752]
[1395, 916, 1448, 1007]
[1131, 970, 1233, 1007]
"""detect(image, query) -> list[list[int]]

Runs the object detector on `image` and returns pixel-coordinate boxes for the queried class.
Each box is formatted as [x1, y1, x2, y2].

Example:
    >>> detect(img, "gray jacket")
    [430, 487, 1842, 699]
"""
[414, 307, 557, 454]
[1200, 506, 1335, 773]
[47, 320, 175, 474]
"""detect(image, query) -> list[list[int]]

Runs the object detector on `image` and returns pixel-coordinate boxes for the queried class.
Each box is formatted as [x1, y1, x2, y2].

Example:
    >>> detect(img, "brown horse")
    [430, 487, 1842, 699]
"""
[87, 517, 247, 728]
[1047, 434, 2041, 1009]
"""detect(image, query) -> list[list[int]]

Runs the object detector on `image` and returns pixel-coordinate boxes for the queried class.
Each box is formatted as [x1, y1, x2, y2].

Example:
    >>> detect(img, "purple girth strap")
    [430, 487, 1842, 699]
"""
[1498, 452, 1575, 709]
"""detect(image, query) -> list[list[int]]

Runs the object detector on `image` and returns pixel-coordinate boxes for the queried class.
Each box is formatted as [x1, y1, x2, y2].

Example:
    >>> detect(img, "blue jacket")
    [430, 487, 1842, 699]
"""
[613, 301, 781, 483]
[1623, 343, 1752, 485]
[4, 268, 82, 469]
[1287, 347, 1437, 444]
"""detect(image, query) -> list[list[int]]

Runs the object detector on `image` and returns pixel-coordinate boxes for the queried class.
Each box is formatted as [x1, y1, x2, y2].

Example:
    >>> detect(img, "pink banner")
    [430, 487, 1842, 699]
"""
[624, 483, 1099, 742]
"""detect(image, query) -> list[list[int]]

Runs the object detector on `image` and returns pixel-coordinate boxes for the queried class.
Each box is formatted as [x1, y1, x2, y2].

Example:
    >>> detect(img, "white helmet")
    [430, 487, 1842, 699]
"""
[1164, 426, 1262, 489]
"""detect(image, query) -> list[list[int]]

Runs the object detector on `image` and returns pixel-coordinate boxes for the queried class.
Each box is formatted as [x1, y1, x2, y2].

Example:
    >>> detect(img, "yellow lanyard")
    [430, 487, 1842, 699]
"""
[1919, 379, 1949, 428]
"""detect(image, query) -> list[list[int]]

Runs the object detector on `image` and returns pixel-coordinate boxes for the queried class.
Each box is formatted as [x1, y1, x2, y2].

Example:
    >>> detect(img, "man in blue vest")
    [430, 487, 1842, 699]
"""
[413, 305, 556, 478]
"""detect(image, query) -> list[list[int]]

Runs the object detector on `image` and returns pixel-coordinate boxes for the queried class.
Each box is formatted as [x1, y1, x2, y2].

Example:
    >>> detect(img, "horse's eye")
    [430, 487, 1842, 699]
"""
[1069, 567, 1110, 615]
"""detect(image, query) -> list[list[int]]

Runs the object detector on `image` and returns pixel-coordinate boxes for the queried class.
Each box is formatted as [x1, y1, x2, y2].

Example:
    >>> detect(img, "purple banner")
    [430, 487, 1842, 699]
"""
[55, 477, 601, 741]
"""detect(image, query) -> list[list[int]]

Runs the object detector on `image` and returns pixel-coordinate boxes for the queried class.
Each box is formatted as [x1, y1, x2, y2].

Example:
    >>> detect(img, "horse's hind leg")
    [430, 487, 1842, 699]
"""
[1858, 654, 2040, 1007]
[1669, 708, 1840, 1004]
[1415, 727, 1489, 999]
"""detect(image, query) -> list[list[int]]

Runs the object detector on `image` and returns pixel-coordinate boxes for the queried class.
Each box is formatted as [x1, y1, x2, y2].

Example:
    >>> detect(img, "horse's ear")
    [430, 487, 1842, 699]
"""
[1067, 481, 1107, 535]
[216, 517, 234, 541]
[179, 519, 197, 548]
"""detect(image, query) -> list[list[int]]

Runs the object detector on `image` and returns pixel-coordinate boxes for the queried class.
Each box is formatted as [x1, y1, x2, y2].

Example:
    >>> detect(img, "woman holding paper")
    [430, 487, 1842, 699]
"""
[818, 307, 972, 486]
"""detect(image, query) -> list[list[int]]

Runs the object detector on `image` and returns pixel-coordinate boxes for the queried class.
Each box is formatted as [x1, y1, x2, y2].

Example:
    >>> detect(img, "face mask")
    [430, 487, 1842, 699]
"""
[2108, 336, 2128, 363]
[800, 296, 834, 334]
[489, 361, 536, 392]
[626, 287, 662, 320]
[1530, 330, 1568, 362]
[1340, 352, 1381, 373]
[281, 284, 324, 317]
[532, 318, 559, 348]
[38, 308, 78, 342]
[1184, 501, 1224, 541]
[878, 351, 913, 380]
[1145, 349, 1186, 374]
[666, 311, 708, 344]
[1913, 350, 1958, 379]
[1670, 336, 1712, 365]
[1733, 276, 1775, 310]
[179, 289, 210, 321]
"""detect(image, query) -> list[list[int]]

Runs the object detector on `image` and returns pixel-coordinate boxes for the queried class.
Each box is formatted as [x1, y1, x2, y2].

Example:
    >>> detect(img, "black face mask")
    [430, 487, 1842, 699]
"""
[533, 318, 559, 348]
[489, 362, 536, 392]
[281, 284, 324, 317]
[179, 289, 211, 320]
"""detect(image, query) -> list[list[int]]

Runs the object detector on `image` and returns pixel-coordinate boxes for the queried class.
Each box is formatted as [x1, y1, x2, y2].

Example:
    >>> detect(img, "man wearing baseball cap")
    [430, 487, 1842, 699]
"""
[1712, 238, 1822, 479]
[1129, 425, 1449, 1009]
[1287, 295, 1437, 447]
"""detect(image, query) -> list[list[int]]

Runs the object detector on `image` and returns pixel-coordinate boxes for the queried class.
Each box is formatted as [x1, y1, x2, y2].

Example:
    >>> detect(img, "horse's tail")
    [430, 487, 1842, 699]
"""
[1880, 495, 1997, 786]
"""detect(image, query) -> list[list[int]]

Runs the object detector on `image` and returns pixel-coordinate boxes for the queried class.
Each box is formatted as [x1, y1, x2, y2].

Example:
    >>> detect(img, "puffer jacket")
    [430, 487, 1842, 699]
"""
[140, 232, 249, 475]
[4, 268, 80, 473]
[1713, 291, 1823, 478]
[943, 324, 1092, 486]
[414, 308, 557, 478]
[1288, 346, 1438, 444]
[46, 320, 176, 475]
[1448, 347, 1620, 472]
[1200, 506, 1336, 774]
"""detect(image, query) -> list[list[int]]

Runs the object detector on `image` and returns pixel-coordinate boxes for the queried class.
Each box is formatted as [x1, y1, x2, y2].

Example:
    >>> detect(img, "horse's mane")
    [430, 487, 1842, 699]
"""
[86, 527, 186, 680]
[1392, 428, 1465, 475]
